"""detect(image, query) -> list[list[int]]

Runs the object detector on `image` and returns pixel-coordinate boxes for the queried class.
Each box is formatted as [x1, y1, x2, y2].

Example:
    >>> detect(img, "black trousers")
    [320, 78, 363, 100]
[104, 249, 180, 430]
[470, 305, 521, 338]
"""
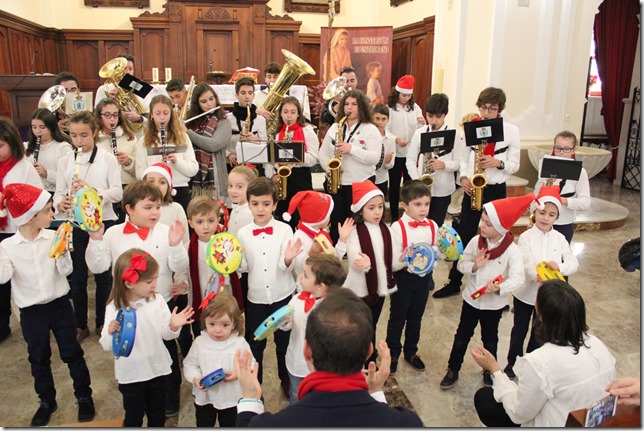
[388, 157, 411, 222]
[507, 297, 540, 367]
[70, 220, 115, 330]
[447, 301, 504, 372]
[194, 403, 237, 427]
[118, 374, 166, 427]
[385, 270, 433, 359]
[365, 296, 385, 364]
[274, 167, 313, 230]
[244, 296, 291, 384]
[0, 232, 12, 337]
[376, 180, 388, 198]
[474, 386, 520, 427]
[173, 186, 192, 216]
[20, 296, 92, 403]
[554, 223, 574, 244]
[163, 295, 187, 402]
[428, 195, 451, 226]
[448, 183, 507, 286]
[326, 176, 375, 244]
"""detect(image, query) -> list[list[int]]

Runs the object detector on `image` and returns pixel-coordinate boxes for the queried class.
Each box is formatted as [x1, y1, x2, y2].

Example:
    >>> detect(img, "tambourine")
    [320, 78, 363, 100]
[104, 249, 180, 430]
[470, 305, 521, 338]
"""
[254, 304, 294, 341]
[112, 307, 137, 358]
[437, 224, 464, 262]
[214, 199, 229, 234]
[48, 221, 72, 259]
[200, 368, 226, 388]
[206, 232, 243, 275]
[536, 261, 565, 282]
[405, 242, 438, 276]
[73, 187, 102, 232]
[314, 233, 335, 255]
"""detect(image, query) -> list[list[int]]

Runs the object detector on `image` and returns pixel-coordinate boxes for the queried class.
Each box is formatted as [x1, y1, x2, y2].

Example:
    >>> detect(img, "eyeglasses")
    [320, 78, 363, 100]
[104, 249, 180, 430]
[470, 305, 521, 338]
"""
[479, 105, 499, 113]
[553, 147, 574, 153]
[100, 113, 119, 119]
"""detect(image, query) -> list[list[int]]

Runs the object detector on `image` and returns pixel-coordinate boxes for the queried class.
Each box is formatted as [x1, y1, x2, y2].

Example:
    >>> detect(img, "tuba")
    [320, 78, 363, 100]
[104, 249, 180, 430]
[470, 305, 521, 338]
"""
[470, 143, 488, 211]
[179, 75, 196, 121]
[323, 76, 347, 119]
[327, 116, 346, 194]
[419, 151, 435, 187]
[39, 85, 68, 130]
[277, 124, 292, 201]
[99, 57, 147, 132]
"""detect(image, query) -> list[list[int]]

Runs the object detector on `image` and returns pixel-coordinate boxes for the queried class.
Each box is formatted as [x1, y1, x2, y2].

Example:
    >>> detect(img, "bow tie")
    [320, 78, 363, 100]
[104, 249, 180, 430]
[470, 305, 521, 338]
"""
[298, 291, 317, 312]
[253, 226, 273, 236]
[408, 220, 431, 228]
[123, 221, 150, 240]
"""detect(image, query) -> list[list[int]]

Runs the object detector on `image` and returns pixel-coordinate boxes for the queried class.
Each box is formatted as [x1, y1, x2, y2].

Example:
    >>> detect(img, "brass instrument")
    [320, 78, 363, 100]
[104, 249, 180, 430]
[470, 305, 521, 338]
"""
[419, 151, 435, 187]
[160, 122, 168, 163]
[110, 125, 118, 156]
[545, 175, 557, 187]
[38, 85, 68, 129]
[99, 57, 147, 132]
[327, 115, 346, 194]
[33, 136, 41, 165]
[179, 75, 195, 121]
[240, 104, 252, 139]
[259, 49, 315, 137]
[322, 76, 347, 119]
[470, 143, 488, 210]
[276, 123, 292, 201]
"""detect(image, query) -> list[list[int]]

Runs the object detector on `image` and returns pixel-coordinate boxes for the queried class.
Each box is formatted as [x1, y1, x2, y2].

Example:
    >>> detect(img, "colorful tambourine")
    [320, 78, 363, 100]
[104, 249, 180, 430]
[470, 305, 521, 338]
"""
[112, 307, 137, 358]
[200, 368, 226, 388]
[73, 187, 102, 232]
[437, 224, 464, 261]
[254, 304, 294, 341]
[536, 261, 565, 282]
[48, 221, 72, 259]
[405, 242, 438, 276]
[206, 232, 243, 275]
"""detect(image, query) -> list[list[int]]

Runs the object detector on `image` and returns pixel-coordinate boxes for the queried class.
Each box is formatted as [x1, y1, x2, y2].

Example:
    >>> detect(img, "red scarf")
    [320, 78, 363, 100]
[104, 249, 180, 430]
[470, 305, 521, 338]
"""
[297, 221, 332, 244]
[278, 122, 307, 152]
[357, 222, 394, 305]
[0, 157, 18, 230]
[478, 231, 515, 260]
[297, 371, 368, 400]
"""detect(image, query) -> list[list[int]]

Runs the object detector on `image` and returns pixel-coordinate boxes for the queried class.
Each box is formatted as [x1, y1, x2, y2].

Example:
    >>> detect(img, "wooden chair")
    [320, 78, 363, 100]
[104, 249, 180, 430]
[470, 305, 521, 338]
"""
[565, 404, 640, 427]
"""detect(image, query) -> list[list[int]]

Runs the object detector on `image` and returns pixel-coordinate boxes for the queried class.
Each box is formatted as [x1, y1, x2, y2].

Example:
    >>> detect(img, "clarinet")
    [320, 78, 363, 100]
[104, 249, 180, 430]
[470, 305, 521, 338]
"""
[110, 125, 118, 156]
[375, 141, 385, 170]
[160, 122, 168, 164]
[33, 136, 41, 165]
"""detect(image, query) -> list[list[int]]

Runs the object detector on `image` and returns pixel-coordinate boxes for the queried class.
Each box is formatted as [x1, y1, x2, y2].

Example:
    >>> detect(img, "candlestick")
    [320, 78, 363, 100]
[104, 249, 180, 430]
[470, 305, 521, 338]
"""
[152, 67, 159, 84]
[165, 68, 172, 82]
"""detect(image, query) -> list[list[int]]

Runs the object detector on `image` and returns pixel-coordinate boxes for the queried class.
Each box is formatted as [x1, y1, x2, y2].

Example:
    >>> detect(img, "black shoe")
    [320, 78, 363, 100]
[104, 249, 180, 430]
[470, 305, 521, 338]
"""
[280, 379, 290, 400]
[31, 400, 58, 427]
[165, 392, 180, 417]
[404, 354, 426, 371]
[504, 365, 516, 380]
[76, 327, 90, 343]
[77, 397, 95, 422]
[0, 328, 11, 343]
[501, 304, 510, 312]
[390, 356, 398, 375]
[440, 368, 458, 389]
[432, 283, 461, 299]
[95, 325, 103, 336]
[483, 371, 493, 387]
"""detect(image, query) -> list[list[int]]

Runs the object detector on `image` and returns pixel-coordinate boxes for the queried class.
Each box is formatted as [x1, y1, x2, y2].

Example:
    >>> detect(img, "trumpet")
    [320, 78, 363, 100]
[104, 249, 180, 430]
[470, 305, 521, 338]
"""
[323, 76, 347, 119]
[33, 136, 41, 165]
[419, 151, 435, 187]
[110, 125, 118, 156]
[470, 143, 488, 210]
[327, 116, 346, 194]
[160, 122, 168, 163]
[277, 123, 292, 201]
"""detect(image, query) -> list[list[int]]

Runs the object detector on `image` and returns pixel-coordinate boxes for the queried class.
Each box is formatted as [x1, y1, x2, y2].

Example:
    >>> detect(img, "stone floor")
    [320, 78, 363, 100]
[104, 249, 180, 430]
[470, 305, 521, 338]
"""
[0, 175, 640, 427]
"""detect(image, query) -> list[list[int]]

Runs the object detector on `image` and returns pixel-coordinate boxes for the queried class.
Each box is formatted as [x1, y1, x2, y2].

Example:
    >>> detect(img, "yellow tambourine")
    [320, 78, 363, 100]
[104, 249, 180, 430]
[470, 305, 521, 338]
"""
[48, 222, 72, 259]
[206, 232, 243, 275]
[73, 187, 102, 232]
[536, 261, 565, 282]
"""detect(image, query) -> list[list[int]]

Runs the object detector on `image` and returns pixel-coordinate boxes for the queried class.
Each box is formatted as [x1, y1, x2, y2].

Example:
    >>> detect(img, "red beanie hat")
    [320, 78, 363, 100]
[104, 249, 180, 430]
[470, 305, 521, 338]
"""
[483, 193, 536, 235]
[283, 191, 334, 224]
[350, 181, 384, 213]
[1, 183, 51, 226]
[395, 75, 415, 95]
[142, 162, 176, 196]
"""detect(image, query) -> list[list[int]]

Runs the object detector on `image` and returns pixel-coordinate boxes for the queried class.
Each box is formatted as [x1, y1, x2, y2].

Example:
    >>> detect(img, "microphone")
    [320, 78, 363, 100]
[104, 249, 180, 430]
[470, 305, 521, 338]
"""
[29, 50, 39, 75]
[209, 49, 216, 73]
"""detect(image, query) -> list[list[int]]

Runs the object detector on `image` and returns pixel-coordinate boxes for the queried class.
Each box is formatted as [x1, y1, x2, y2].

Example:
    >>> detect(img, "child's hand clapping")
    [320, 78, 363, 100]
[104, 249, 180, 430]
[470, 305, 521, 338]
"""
[107, 319, 120, 335]
[354, 252, 371, 270]
[337, 218, 355, 243]
[170, 306, 195, 331]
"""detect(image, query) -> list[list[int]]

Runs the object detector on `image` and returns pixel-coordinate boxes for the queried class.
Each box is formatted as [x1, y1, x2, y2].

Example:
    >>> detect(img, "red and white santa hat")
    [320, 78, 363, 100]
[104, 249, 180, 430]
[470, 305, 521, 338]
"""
[483, 193, 536, 235]
[395, 75, 415, 95]
[283, 190, 334, 225]
[0, 183, 51, 226]
[142, 162, 176, 196]
[531, 185, 562, 214]
[350, 180, 384, 213]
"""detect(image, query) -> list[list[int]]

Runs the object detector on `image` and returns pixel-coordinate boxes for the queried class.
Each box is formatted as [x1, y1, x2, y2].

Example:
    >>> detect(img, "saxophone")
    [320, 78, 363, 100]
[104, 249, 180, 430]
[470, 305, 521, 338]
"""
[419, 151, 435, 187]
[240, 104, 251, 139]
[110, 125, 118, 156]
[277, 123, 292, 201]
[160, 122, 168, 163]
[470, 143, 488, 210]
[326, 116, 346, 194]
[33, 136, 41, 165]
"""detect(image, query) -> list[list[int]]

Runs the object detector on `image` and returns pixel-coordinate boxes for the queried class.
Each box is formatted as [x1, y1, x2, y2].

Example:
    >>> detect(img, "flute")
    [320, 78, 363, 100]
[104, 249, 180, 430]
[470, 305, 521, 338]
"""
[160, 122, 168, 164]
[33, 136, 41, 165]
[110, 125, 118, 156]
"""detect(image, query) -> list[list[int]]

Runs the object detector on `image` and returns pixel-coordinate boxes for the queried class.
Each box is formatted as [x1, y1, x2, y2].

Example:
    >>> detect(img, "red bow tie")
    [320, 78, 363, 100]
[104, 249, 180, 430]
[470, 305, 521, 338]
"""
[253, 226, 273, 236]
[123, 221, 150, 240]
[408, 220, 431, 228]
[298, 291, 317, 312]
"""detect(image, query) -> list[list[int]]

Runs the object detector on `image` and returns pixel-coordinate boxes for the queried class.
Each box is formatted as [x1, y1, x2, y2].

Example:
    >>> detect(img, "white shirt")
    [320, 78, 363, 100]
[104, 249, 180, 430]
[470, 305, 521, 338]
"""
[54, 147, 123, 221]
[457, 234, 525, 310]
[226, 110, 268, 157]
[134, 132, 199, 187]
[375, 130, 396, 185]
[160, 202, 189, 246]
[237, 217, 296, 304]
[319, 121, 381, 185]
[406, 124, 462, 198]
[264, 125, 320, 177]
[228, 203, 253, 237]
[534, 160, 591, 225]
[492, 335, 616, 427]
[24, 140, 74, 192]
[0, 228, 73, 308]
[515, 226, 579, 305]
[86, 221, 189, 302]
[96, 126, 138, 185]
[291, 225, 346, 293]
[0, 159, 43, 234]
[99, 294, 180, 384]
[183, 332, 251, 409]
[390, 213, 439, 274]
[285, 294, 320, 378]
[387, 103, 424, 157]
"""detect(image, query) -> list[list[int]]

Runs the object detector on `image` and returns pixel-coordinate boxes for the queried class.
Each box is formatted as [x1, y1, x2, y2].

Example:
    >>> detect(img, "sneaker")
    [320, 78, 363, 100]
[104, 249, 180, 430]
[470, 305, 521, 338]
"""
[76, 328, 90, 343]
[165, 392, 180, 417]
[390, 356, 399, 375]
[77, 397, 95, 422]
[280, 379, 290, 400]
[504, 365, 517, 380]
[31, 400, 58, 427]
[404, 354, 426, 371]
[440, 368, 459, 389]
[95, 325, 103, 336]
[483, 371, 493, 387]
[432, 283, 461, 299]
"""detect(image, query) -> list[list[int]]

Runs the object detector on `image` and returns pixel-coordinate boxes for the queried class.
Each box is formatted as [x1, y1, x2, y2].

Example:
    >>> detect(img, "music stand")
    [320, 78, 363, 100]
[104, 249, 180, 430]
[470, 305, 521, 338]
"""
[420, 129, 456, 154]
[235, 141, 270, 164]
[118, 73, 153, 99]
[463, 117, 504, 147]
[146, 145, 188, 158]
[539, 156, 583, 182]
[270, 140, 305, 164]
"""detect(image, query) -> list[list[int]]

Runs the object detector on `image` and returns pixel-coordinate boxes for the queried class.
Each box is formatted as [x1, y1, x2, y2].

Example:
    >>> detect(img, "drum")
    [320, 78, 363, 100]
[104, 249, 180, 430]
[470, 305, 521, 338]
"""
[437, 224, 464, 261]
[73, 187, 102, 232]
[253, 304, 294, 341]
[405, 242, 438, 276]
[536, 261, 565, 281]
[112, 307, 136, 358]
[48, 222, 72, 259]
[206, 232, 243, 275]
[200, 368, 226, 388]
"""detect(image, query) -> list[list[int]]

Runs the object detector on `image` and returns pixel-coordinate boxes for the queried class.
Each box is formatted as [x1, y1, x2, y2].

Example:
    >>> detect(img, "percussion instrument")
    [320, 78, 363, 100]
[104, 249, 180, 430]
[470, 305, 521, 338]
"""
[437, 224, 464, 262]
[536, 261, 565, 282]
[206, 232, 243, 275]
[112, 307, 137, 358]
[73, 187, 103, 232]
[254, 304, 294, 341]
[200, 368, 226, 389]
[405, 242, 438, 276]
[48, 222, 72, 259]
[470, 275, 505, 300]
[313, 233, 334, 255]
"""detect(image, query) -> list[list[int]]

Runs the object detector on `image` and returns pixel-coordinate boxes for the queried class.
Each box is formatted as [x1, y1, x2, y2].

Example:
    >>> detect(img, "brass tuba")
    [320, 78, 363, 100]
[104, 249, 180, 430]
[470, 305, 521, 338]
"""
[470, 143, 488, 210]
[277, 124, 292, 201]
[419, 151, 435, 187]
[323, 76, 347, 119]
[179, 75, 196, 121]
[99, 57, 147, 132]
[327, 115, 346, 194]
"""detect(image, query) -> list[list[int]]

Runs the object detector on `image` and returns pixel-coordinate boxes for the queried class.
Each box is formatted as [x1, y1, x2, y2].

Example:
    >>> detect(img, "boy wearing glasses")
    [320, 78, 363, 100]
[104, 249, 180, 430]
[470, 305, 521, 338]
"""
[532, 131, 590, 243]
[433, 87, 521, 299]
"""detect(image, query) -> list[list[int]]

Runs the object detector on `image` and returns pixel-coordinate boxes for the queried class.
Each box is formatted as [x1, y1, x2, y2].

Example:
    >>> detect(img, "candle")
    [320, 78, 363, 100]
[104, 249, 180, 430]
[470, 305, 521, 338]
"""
[152, 68, 159, 83]
[433, 67, 444, 93]
[165, 68, 172, 82]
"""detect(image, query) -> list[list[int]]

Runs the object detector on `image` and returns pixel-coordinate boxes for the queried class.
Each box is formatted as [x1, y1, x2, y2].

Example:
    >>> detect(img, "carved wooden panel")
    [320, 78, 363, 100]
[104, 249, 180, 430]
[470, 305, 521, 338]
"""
[66, 41, 100, 89]
[139, 29, 167, 81]
[409, 33, 432, 109]
[284, 0, 339, 13]
[198, 30, 238, 80]
[84, 0, 150, 7]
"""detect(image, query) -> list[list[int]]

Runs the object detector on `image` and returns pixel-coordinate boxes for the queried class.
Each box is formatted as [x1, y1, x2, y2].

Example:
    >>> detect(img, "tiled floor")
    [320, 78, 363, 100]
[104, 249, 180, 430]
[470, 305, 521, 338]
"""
[0, 176, 639, 427]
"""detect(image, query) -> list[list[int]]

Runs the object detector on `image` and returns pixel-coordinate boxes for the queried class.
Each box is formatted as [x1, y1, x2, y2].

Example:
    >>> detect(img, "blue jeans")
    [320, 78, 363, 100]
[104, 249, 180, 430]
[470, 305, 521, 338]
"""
[288, 372, 305, 405]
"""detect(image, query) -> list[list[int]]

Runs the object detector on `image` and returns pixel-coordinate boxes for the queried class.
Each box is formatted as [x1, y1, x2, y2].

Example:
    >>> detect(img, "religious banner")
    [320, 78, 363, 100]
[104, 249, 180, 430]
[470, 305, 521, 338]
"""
[320, 26, 393, 106]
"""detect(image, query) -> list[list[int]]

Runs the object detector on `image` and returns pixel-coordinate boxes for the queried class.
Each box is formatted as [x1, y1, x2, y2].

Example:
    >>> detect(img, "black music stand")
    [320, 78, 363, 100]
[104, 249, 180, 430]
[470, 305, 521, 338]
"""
[269, 140, 305, 164]
[420, 129, 456, 153]
[463, 117, 504, 147]
[118, 73, 153, 99]
[539, 156, 583, 182]
[146, 145, 188, 158]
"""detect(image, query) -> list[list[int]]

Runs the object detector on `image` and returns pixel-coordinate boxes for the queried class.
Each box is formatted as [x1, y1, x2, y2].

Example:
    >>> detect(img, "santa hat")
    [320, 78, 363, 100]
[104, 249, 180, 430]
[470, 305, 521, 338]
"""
[283, 191, 334, 224]
[483, 193, 536, 235]
[531, 185, 562, 214]
[0, 183, 51, 226]
[350, 181, 384, 213]
[142, 162, 176, 196]
[395, 75, 415, 95]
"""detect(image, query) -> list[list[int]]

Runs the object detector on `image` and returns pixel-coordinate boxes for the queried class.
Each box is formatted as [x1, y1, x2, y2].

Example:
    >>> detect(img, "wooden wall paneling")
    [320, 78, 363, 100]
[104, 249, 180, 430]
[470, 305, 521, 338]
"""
[196, 23, 239, 82]
[0, 27, 10, 118]
[131, 16, 170, 82]
[298, 34, 321, 87]
[67, 40, 101, 90]
[42, 38, 61, 74]
[410, 33, 433, 109]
